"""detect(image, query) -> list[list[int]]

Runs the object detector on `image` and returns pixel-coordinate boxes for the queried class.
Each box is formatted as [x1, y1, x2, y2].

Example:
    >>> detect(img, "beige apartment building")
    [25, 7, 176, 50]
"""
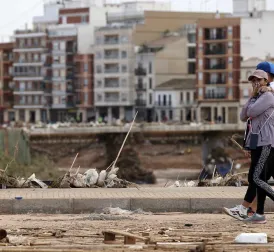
[135, 30, 197, 121]
[133, 11, 229, 45]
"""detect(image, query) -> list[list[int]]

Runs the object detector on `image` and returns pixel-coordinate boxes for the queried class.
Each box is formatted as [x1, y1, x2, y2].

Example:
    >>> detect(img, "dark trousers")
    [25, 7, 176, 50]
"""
[244, 146, 274, 215]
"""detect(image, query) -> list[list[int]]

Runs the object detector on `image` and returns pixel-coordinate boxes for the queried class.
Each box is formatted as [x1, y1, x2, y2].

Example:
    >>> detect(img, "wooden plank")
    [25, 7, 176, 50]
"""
[102, 230, 149, 241]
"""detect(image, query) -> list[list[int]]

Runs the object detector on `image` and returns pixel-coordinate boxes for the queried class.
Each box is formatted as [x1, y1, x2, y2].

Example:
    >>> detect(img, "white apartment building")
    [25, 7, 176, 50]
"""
[94, 24, 135, 123]
[154, 79, 196, 122]
[233, 0, 267, 17]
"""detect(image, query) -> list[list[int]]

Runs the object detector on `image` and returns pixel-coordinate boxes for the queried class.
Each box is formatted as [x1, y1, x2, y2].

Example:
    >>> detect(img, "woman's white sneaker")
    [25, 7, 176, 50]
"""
[223, 205, 248, 220]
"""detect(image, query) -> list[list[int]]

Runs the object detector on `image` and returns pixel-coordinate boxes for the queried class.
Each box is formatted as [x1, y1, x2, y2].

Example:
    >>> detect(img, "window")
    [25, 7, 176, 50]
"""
[149, 93, 152, 105]
[199, 88, 203, 96]
[188, 62, 196, 74]
[96, 36, 101, 45]
[61, 96, 66, 104]
[121, 79, 126, 87]
[187, 33, 196, 43]
[84, 93, 88, 103]
[228, 26, 233, 34]
[84, 63, 88, 72]
[228, 42, 233, 48]
[121, 36, 128, 43]
[199, 28, 203, 36]
[53, 41, 59, 50]
[97, 94, 102, 101]
[34, 54, 39, 62]
[169, 110, 173, 120]
[121, 51, 127, 58]
[199, 59, 203, 67]
[97, 80, 102, 87]
[84, 79, 88, 86]
[60, 56, 66, 64]
[96, 51, 102, 59]
[60, 41, 66, 51]
[180, 92, 183, 103]
[243, 88, 249, 98]
[199, 72, 203, 80]
[53, 56, 59, 63]
[228, 57, 233, 63]
[188, 47, 196, 58]
[149, 78, 152, 89]
[81, 15, 88, 23]
[62, 16, 67, 24]
[96, 65, 102, 73]
[149, 62, 152, 74]
[121, 93, 127, 101]
[19, 82, 25, 91]
[53, 96, 59, 104]
[53, 70, 59, 77]
[121, 65, 127, 73]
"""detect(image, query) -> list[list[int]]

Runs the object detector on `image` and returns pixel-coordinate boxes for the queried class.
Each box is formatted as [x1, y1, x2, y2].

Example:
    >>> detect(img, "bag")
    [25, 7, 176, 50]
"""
[248, 109, 274, 149]
[249, 133, 259, 150]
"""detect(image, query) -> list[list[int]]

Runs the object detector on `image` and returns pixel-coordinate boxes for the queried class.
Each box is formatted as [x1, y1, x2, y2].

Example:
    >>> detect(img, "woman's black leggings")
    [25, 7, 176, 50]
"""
[244, 146, 274, 215]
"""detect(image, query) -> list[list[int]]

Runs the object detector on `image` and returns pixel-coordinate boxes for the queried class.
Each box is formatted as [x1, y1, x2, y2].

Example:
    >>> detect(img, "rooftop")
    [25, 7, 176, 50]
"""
[156, 78, 196, 90]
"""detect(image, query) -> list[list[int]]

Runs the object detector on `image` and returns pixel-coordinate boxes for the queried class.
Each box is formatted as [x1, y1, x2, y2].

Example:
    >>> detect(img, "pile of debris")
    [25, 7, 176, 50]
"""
[0, 165, 133, 189]
[168, 172, 248, 188]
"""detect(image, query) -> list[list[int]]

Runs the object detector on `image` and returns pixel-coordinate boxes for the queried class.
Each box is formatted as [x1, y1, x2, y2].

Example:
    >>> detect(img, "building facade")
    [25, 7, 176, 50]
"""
[94, 24, 135, 123]
[196, 17, 241, 124]
[0, 43, 14, 123]
[74, 54, 94, 122]
[154, 78, 196, 122]
[13, 28, 51, 123]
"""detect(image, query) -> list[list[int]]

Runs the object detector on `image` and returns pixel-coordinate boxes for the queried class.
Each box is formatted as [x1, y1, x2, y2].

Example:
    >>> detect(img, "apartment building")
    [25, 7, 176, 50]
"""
[13, 29, 51, 123]
[47, 25, 78, 122]
[196, 17, 241, 124]
[74, 54, 94, 122]
[0, 43, 14, 123]
[94, 24, 135, 123]
[154, 78, 196, 122]
[134, 32, 193, 122]
[134, 11, 229, 46]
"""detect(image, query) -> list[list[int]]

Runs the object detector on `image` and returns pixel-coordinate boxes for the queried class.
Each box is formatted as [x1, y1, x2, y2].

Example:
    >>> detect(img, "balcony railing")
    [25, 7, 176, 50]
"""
[135, 67, 147, 76]
[205, 34, 226, 40]
[105, 68, 119, 73]
[105, 82, 119, 88]
[155, 101, 172, 107]
[205, 64, 226, 70]
[204, 49, 226, 55]
[136, 83, 146, 90]
[105, 98, 119, 102]
[104, 39, 119, 45]
[14, 87, 44, 92]
[3, 55, 13, 61]
[206, 79, 226, 85]
[135, 99, 146, 106]
[15, 43, 45, 49]
[104, 54, 119, 59]
[204, 93, 226, 99]
[13, 72, 42, 77]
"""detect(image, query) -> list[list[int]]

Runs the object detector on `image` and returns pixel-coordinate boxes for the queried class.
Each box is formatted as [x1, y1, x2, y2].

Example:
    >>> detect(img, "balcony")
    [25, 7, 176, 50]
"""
[104, 53, 119, 59]
[204, 29, 227, 40]
[105, 80, 119, 88]
[136, 81, 146, 91]
[204, 48, 226, 55]
[105, 97, 119, 102]
[135, 66, 147, 76]
[155, 101, 172, 107]
[206, 79, 226, 85]
[105, 68, 119, 74]
[204, 92, 226, 99]
[135, 99, 146, 107]
[104, 37, 119, 45]
[13, 72, 42, 77]
[2, 54, 13, 62]
[205, 63, 226, 70]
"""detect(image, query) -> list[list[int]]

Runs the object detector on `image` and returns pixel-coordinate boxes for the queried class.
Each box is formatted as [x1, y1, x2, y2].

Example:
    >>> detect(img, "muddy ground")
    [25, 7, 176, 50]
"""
[1, 213, 274, 251]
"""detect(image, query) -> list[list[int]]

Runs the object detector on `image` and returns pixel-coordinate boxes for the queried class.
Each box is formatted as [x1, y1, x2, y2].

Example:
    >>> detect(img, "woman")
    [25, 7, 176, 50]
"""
[224, 69, 274, 223]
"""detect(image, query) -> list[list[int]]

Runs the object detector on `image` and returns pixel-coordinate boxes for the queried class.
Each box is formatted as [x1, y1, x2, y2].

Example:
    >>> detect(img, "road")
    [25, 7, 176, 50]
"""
[1, 213, 274, 251]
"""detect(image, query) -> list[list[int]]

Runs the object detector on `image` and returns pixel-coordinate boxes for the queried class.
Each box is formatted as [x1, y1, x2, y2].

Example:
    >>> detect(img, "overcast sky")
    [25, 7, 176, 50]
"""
[0, 0, 274, 41]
